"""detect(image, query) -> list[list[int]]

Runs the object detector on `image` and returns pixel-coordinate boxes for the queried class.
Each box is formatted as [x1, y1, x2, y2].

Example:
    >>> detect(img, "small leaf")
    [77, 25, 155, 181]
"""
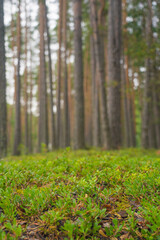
[99, 229, 107, 238]
[120, 233, 129, 240]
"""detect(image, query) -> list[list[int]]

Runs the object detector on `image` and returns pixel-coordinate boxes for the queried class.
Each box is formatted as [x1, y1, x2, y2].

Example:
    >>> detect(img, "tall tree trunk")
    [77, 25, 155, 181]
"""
[84, 43, 92, 146]
[44, 1, 56, 149]
[63, 0, 70, 147]
[38, 0, 48, 151]
[13, 0, 21, 155]
[57, 0, 63, 148]
[90, 0, 110, 149]
[141, 0, 152, 148]
[28, 13, 33, 153]
[121, 55, 130, 147]
[122, 0, 130, 147]
[29, 51, 33, 153]
[152, 67, 160, 148]
[0, 0, 7, 157]
[130, 70, 136, 147]
[10, 0, 17, 103]
[90, 35, 100, 147]
[68, 50, 74, 145]
[24, 0, 29, 153]
[73, 0, 85, 149]
[108, 0, 122, 149]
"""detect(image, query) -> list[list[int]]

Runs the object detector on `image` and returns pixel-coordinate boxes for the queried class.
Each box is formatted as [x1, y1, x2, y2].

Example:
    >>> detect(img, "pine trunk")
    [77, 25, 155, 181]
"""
[0, 0, 7, 157]
[13, 0, 21, 155]
[73, 0, 85, 149]
[108, 0, 122, 149]
[38, 0, 48, 151]
[63, 0, 70, 147]
[44, 1, 56, 149]
[56, 0, 63, 148]
[141, 0, 152, 148]
[24, 0, 29, 153]
[90, 0, 110, 149]
[90, 34, 100, 147]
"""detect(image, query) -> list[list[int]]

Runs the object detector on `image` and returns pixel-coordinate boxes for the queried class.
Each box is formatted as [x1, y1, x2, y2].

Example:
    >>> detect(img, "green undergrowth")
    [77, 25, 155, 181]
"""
[0, 148, 160, 239]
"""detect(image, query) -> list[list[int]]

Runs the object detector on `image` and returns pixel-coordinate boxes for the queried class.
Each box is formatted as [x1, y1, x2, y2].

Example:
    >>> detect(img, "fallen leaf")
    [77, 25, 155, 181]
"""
[103, 204, 112, 211]
[118, 210, 128, 218]
[99, 229, 107, 238]
[134, 212, 145, 222]
[120, 233, 129, 239]
[115, 213, 122, 219]
[135, 230, 143, 238]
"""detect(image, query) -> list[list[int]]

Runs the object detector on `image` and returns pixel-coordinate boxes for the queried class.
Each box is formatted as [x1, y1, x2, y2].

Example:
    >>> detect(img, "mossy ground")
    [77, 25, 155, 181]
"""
[0, 149, 160, 239]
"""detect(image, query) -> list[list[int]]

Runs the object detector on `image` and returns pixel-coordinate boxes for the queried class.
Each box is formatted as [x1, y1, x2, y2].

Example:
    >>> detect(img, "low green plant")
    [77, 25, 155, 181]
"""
[0, 149, 159, 239]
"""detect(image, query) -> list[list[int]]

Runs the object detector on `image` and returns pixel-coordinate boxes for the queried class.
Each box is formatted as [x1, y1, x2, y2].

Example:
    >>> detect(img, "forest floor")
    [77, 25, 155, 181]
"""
[0, 149, 160, 240]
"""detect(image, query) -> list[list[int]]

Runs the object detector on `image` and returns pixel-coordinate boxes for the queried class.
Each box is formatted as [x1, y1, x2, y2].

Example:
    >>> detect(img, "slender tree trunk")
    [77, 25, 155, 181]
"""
[84, 44, 92, 146]
[13, 0, 21, 155]
[44, 1, 56, 149]
[0, 0, 7, 157]
[28, 13, 33, 153]
[57, 0, 63, 148]
[108, 0, 122, 149]
[141, 0, 152, 148]
[63, 0, 70, 147]
[130, 70, 136, 147]
[121, 55, 130, 147]
[90, 35, 100, 147]
[68, 51, 74, 146]
[38, 0, 48, 151]
[122, 0, 130, 147]
[152, 68, 160, 148]
[10, 0, 17, 103]
[24, 0, 29, 153]
[73, 0, 85, 149]
[90, 0, 110, 149]
[29, 58, 33, 153]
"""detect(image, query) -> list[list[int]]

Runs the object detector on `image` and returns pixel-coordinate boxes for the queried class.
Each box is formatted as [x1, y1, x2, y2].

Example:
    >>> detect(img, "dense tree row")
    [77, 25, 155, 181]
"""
[0, 0, 160, 157]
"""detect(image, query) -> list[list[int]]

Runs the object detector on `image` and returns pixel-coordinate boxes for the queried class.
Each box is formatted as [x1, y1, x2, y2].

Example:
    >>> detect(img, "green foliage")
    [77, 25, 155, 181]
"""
[0, 149, 160, 239]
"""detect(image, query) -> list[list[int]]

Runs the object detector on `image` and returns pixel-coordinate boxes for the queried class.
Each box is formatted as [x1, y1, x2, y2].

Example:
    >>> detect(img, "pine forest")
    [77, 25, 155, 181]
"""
[0, 0, 160, 239]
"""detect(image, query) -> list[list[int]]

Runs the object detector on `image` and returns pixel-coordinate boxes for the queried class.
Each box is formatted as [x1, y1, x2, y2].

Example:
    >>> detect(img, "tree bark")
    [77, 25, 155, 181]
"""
[73, 0, 85, 149]
[152, 68, 160, 148]
[90, 0, 110, 149]
[108, 0, 122, 149]
[90, 29, 100, 147]
[38, 0, 48, 151]
[0, 0, 7, 157]
[141, 0, 152, 148]
[44, 1, 56, 149]
[63, 0, 70, 147]
[13, 0, 21, 155]
[24, 0, 29, 154]
[57, 0, 63, 148]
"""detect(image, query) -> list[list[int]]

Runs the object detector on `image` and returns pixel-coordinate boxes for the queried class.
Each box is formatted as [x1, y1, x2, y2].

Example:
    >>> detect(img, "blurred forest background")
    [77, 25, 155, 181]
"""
[0, 0, 160, 157]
